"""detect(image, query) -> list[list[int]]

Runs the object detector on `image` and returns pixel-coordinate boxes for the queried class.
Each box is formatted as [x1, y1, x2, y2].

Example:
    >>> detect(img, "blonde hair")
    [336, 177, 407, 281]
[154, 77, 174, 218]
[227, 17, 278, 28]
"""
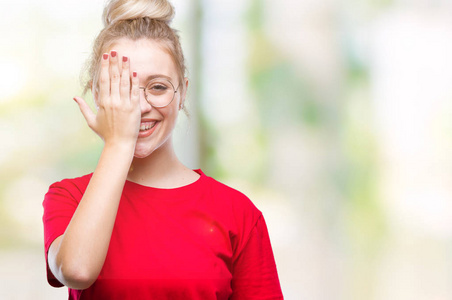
[83, 0, 186, 96]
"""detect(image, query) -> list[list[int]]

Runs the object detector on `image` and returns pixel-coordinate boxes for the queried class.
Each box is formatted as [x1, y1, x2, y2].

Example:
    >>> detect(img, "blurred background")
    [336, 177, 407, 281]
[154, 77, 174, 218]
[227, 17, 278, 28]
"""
[1, 0, 452, 299]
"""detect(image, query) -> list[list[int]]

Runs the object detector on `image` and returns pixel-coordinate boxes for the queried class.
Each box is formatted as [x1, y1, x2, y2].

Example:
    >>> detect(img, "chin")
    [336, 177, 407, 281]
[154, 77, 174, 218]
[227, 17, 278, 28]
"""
[133, 134, 172, 159]
[132, 141, 152, 158]
[133, 147, 154, 159]
[133, 152, 149, 159]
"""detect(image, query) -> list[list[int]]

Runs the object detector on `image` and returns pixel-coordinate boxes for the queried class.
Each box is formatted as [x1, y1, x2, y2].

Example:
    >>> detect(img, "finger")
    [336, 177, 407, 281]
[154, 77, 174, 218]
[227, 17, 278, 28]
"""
[120, 56, 130, 103]
[73, 96, 96, 130]
[98, 53, 110, 106]
[130, 71, 140, 106]
[109, 50, 120, 102]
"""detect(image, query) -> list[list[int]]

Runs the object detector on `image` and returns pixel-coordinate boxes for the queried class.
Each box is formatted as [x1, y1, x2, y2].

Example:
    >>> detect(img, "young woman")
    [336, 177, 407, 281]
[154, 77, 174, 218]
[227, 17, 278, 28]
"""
[42, 0, 283, 298]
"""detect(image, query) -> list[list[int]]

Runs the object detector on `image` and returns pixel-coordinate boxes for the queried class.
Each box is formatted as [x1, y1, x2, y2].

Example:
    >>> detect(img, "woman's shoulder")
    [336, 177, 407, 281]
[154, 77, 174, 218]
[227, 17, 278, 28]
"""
[204, 174, 247, 199]
[50, 172, 92, 186]
[202, 172, 265, 250]
[47, 173, 93, 195]
[201, 171, 262, 217]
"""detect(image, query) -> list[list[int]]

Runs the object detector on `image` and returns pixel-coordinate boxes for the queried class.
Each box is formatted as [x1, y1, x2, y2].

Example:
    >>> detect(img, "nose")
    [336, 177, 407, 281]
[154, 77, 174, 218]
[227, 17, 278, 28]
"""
[139, 88, 153, 114]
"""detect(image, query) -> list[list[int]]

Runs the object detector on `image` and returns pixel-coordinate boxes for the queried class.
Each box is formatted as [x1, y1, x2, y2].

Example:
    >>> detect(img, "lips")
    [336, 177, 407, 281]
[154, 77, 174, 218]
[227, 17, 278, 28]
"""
[140, 121, 157, 132]
[138, 120, 159, 138]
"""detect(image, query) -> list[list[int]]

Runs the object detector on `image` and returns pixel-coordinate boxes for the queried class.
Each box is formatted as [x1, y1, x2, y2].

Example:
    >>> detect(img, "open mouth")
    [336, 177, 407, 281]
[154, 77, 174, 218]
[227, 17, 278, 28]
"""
[138, 120, 159, 138]
[140, 121, 157, 132]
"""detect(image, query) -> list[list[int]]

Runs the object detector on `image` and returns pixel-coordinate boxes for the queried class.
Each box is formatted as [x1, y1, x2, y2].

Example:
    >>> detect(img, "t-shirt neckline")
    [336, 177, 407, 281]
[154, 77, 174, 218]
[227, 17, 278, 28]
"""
[123, 169, 206, 198]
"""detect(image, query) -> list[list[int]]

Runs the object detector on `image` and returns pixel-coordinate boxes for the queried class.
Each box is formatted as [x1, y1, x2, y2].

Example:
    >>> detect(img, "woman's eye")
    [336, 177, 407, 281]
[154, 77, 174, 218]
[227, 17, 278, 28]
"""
[152, 84, 168, 90]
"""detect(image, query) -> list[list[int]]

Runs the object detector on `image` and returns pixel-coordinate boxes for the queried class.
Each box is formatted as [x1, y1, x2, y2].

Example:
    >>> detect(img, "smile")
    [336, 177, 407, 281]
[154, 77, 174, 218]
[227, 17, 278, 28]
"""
[140, 121, 157, 132]
[138, 120, 159, 138]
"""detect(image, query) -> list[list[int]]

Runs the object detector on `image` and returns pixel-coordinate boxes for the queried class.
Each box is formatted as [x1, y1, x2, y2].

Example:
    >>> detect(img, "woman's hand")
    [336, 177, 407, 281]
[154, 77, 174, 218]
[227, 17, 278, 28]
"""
[48, 51, 142, 289]
[74, 50, 141, 148]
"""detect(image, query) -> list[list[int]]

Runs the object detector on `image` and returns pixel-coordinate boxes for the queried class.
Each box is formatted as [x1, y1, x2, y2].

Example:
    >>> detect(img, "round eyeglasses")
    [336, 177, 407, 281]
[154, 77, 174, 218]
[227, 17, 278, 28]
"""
[139, 78, 179, 108]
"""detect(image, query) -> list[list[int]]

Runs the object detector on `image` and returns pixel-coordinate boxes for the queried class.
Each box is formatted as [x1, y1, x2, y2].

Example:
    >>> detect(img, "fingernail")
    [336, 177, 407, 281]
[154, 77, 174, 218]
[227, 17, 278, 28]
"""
[122, 56, 128, 62]
[103, 53, 108, 60]
[111, 50, 117, 58]
[133, 71, 137, 77]
[73, 97, 78, 102]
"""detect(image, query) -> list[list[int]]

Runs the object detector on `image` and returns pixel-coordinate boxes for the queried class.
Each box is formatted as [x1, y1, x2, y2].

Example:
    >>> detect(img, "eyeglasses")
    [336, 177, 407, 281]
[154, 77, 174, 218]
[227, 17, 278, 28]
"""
[139, 78, 179, 108]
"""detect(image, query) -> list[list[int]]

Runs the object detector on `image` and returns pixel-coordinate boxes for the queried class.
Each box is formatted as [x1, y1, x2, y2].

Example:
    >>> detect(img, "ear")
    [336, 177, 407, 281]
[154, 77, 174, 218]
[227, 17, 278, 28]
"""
[179, 77, 189, 110]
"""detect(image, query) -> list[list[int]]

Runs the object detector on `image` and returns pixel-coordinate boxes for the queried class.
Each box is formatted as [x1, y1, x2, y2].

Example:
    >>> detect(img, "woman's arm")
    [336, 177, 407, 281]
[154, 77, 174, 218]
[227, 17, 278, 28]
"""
[231, 215, 283, 299]
[47, 51, 141, 290]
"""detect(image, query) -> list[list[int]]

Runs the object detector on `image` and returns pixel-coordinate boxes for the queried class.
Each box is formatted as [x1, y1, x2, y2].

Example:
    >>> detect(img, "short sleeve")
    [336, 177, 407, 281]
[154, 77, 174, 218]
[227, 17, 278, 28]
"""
[42, 178, 87, 287]
[230, 215, 283, 299]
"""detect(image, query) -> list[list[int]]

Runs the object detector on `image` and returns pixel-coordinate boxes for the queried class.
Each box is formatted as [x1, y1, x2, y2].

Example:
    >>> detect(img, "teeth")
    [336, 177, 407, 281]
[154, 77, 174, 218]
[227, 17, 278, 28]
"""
[140, 121, 157, 131]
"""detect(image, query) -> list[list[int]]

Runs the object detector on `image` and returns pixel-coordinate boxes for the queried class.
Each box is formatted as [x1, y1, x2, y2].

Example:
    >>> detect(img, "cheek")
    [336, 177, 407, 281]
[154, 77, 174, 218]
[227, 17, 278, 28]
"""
[164, 105, 180, 122]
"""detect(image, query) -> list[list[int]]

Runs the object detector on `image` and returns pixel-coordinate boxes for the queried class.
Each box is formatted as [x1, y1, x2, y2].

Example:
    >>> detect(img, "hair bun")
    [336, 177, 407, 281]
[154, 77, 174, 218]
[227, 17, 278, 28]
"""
[103, 0, 175, 26]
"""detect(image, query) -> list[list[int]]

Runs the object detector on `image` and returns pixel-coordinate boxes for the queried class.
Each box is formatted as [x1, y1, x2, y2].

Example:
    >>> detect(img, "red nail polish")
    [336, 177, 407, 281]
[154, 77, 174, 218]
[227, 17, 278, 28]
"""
[133, 71, 137, 77]
[122, 56, 128, 62]
[111, 50, 117, 58]
[103, 53, 108, 60]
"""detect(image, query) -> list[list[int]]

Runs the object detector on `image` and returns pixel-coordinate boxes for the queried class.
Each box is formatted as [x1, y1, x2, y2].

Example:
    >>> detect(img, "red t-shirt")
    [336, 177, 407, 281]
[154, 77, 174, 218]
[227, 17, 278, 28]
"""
[43, 169, 283, 299]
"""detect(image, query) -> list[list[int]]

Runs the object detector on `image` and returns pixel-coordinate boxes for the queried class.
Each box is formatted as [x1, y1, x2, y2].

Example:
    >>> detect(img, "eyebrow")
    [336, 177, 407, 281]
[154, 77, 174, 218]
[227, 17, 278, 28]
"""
[144, 74, 173, 82]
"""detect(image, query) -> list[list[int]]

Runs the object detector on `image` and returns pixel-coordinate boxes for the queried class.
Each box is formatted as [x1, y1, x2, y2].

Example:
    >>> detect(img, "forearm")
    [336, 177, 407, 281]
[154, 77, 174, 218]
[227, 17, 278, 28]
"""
[51, 143, 134, 288]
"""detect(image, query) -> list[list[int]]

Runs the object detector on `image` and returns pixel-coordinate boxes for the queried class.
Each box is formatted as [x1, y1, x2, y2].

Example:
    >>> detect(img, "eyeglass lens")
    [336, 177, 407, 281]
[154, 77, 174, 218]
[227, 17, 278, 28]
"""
[144, 78, 176, 108]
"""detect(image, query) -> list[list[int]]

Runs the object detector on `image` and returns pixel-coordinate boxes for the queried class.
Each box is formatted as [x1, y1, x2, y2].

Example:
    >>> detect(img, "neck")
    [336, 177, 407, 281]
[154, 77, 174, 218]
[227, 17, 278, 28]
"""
[126, 140, 194, 188]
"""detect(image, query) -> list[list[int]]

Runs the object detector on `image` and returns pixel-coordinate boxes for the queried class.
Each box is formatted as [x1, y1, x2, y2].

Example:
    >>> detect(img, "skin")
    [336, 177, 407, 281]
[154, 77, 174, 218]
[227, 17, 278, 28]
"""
[47, 38, 200, 289]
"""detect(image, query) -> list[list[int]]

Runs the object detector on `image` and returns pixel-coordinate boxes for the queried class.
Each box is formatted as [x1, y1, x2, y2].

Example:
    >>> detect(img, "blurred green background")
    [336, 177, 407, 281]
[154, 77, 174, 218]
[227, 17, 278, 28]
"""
[1, 0, 452, 299]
